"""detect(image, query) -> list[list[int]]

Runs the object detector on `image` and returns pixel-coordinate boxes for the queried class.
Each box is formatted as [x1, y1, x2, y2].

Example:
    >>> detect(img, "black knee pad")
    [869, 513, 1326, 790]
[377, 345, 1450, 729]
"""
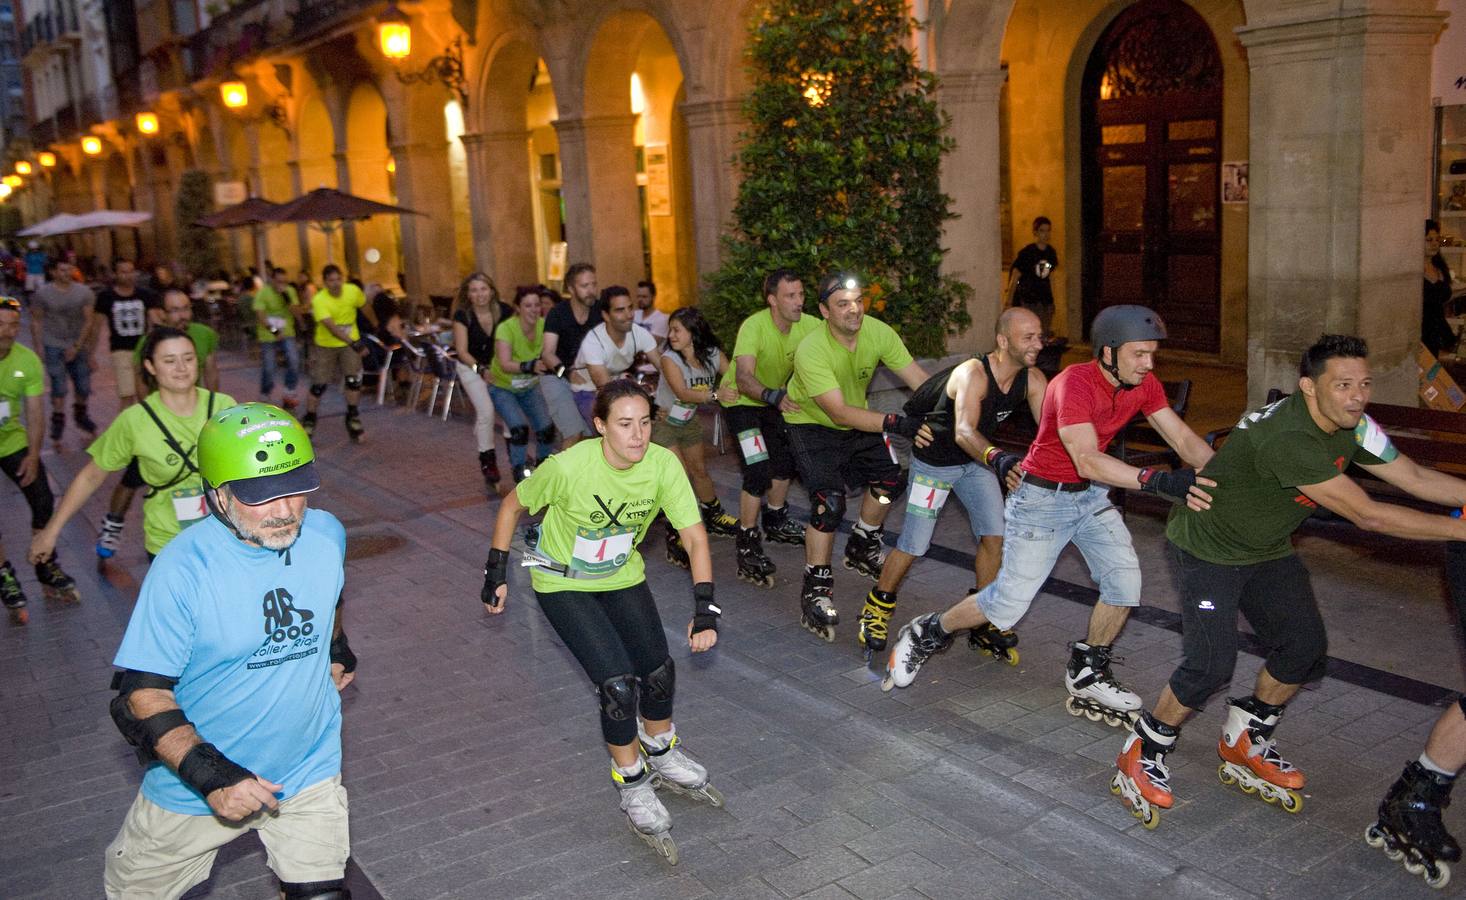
[599, 673, 638, 722]
[280, 879, 349, 899]
[741, 460, 773, 498]
[640, 658, 675, 705]
[809, 488, 846, 532]
[535, 425, 557, 446]
[343, 375, 362, 391]
[509, 425, 529, 446]
[869, 472, 904, 504]
[309, 383, 329, 398]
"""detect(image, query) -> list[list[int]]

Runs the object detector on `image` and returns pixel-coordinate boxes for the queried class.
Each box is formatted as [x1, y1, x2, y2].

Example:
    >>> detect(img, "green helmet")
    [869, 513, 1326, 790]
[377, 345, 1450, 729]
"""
[198, 402, 320, 504]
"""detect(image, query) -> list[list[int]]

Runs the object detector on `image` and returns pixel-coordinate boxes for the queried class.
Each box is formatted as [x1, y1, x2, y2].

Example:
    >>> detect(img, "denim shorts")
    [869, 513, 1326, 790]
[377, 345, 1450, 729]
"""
[895, 457, 1004, 556]
[970, 480, 1141, 630]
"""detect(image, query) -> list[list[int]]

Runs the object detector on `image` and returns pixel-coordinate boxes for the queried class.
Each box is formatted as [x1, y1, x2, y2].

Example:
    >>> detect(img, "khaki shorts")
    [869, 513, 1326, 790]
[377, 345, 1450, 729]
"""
[111, 350, 137, 399]
[103, 775, 349, 899]
[651, 413, 704, 449]
[309, 344, 364, 386]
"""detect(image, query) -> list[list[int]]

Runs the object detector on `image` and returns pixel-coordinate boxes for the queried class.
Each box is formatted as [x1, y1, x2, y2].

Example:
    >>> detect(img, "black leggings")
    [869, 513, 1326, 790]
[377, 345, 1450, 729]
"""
[1, 447, 55, 537]
[535, 581, 673, 745]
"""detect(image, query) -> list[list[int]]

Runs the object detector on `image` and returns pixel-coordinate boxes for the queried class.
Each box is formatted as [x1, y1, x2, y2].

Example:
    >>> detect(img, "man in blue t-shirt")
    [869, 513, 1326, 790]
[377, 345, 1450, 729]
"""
[102, 403, 357, 900]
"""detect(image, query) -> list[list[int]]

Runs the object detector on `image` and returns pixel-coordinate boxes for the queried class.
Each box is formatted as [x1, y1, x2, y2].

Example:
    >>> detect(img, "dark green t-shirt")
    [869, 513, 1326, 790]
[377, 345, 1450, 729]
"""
[1167, 392, 1392, 565]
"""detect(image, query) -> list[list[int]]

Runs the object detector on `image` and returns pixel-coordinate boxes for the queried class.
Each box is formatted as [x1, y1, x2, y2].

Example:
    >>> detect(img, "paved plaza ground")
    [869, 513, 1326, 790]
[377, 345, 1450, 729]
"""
[2, 342, 1464, 898]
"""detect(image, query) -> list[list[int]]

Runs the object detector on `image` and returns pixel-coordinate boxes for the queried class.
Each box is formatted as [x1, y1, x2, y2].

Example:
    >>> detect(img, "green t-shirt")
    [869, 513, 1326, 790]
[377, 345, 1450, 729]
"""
[515, 439, 700, 593]
[1167, 392, 1392, 565]
[0, 343, 44, 458]
[784, 316, 914, 429]
[720, 309, 821, 408]
[490, 317, 545, 391]
[133, 323, 218, 385]
[88, 387, 236, 554]
[254, 284, 298, 341]
[311, 284, 365, 348]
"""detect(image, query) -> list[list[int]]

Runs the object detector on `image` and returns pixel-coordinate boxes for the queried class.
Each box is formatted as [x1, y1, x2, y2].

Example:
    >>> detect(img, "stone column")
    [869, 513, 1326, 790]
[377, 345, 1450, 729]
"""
[243, 121, 267, 277]
[1238, 7, 1444, 405]
[938, 69, 1006, 354]
[391, 139, 460, 300]
[461, 129, 538, 285]
[287, 159, 311, 275]
[679, 98, 743, 284]
[331, 151, 360, 271]
[553, 114, 643, 282]
[205, 105, 244, 271]
[87, 160, 112, 265]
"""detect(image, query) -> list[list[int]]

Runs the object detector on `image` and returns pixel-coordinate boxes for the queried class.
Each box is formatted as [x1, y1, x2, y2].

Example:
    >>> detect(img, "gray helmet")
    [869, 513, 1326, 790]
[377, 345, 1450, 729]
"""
[1092, 305, 1167, 359]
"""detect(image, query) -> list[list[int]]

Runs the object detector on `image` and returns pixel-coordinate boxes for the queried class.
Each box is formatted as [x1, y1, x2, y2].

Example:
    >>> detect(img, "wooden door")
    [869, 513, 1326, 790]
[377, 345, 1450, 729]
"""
[1081, 0, 1223, 354]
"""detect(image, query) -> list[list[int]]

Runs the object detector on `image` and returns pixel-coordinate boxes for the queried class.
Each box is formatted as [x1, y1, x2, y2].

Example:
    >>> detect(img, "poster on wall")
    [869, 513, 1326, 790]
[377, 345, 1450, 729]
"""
[1434, 0, 1466, 106]
[1222, 161, 1248, 204]
[547, 241, 568, 285]
[645, 143, 672, 217]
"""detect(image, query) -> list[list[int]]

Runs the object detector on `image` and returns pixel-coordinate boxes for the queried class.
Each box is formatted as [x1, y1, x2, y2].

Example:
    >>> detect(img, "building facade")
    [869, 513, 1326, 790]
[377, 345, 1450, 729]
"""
[1, 0, 1448, 404]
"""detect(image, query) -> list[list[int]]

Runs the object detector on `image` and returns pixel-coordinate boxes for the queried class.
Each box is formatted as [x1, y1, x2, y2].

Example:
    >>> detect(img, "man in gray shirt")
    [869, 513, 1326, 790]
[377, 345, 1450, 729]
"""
[29, 260, 99, 446]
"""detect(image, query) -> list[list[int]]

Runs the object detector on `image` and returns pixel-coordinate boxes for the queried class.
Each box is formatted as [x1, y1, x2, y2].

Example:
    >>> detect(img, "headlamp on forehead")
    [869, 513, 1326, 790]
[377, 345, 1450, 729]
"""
[819, 273, 862, 303]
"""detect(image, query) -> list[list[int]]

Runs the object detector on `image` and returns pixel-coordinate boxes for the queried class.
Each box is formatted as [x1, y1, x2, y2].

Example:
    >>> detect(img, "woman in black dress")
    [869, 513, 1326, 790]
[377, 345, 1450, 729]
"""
[1424, 219, 1456, 358]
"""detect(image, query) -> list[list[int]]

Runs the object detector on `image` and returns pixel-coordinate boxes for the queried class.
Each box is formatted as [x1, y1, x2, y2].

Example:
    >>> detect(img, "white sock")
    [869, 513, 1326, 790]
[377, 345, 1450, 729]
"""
[615, 761, 644, 778]
[1420, 753, 1458, 778]
[856, 518, 880, 535]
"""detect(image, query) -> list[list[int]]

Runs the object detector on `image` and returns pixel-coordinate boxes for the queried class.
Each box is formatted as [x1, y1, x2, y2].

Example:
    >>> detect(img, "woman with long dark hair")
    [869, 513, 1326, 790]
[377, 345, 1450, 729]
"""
[451, 273, 511, 487]
[1424, 219, 1457, 358]
[652, 308, 741, 569]
[481, 379, 723, 864]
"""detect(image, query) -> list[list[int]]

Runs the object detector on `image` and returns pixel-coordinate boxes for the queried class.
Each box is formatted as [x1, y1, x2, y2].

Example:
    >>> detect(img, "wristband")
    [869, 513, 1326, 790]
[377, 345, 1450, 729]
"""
[691, 582, 720, 635]
[982, 446, 1000, 466]
[330, 631, 357, 673]
[761, 387, 786, 408]
[882, 412, 922, 439]
[519, 360, 537, 374]
[177, 742, 254, 798]
[481, 547, 509, 606]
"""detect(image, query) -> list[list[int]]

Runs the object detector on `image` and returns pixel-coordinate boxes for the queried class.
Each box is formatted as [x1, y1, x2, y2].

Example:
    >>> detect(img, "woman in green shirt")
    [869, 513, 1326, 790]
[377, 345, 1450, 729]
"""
[489, 287, 556, 483]
[31, 327, 234, 562]
[479, 380, 722, 864]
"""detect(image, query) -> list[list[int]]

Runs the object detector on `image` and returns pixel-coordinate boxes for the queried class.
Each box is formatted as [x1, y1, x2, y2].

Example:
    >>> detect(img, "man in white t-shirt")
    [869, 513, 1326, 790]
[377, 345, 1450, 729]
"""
[570, 285, 661, 423]
[633, 280, 669, 348]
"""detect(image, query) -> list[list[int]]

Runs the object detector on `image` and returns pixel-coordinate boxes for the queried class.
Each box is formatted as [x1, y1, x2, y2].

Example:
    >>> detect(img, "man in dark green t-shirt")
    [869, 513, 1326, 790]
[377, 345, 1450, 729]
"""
[1114, 334, 1466, 834]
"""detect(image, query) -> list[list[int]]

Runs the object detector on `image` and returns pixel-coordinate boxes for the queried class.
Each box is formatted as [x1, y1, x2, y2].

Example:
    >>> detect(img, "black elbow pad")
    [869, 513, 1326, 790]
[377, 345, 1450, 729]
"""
[110, 670, 186, 765]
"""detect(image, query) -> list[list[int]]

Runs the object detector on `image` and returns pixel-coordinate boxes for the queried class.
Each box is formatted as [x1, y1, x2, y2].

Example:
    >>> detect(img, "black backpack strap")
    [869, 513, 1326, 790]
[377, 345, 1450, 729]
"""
[135, 394, 209, 495]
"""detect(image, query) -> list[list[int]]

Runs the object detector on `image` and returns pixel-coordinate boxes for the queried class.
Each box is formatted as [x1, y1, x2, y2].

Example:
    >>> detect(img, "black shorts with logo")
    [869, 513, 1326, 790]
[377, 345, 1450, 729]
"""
[787, 423, 901, 497]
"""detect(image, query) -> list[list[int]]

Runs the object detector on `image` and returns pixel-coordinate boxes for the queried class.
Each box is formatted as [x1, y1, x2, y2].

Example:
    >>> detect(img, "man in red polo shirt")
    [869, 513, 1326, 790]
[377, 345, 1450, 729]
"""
[882, 306, 1215, 725]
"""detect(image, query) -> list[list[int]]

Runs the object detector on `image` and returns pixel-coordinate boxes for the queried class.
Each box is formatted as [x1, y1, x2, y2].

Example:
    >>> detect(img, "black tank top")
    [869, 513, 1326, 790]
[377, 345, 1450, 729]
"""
[904, 355, 1029, 467]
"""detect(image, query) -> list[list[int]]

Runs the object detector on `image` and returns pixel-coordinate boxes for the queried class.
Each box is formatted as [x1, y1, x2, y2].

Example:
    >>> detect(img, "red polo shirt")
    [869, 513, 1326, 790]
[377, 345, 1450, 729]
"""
[1021, 360, 1168, 483]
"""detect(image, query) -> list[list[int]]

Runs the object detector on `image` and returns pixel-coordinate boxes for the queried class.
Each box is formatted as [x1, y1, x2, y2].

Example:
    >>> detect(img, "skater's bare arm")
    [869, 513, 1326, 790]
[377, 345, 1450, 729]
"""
[318, 316, 354, 345]
[540, 332, 563, 370]
[893, 360, 929, 392]
[736, 355, 795, 412]
[1361, 454, 1466, 509]
[1146, 406, 1215, 470]
[950, 360, 992, 460]
[1025, 368, 1048, 424]
[16, 394, 43, 486]
[202, 353, 219, 393]
[812, 388, 934, 446]
[1299, 474, 1466, 541]
[28, 461, 110, 563]
[660, 355, 703, 404]
[1059, 422, 1215, 510]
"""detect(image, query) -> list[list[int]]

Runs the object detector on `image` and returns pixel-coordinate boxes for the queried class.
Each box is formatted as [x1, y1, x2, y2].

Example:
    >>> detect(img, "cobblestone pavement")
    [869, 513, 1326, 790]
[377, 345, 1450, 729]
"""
[1, 345, 1463, 899]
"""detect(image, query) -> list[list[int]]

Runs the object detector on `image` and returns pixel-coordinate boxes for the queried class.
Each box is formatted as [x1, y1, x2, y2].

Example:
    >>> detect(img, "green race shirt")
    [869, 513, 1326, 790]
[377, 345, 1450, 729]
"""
[88, 387, 237, 554]
[133, 323, 218, 385]
[254, 284, 298, 341]
[1167, 392, 1392, 565]
[515, 438, 700, 593]
[490, 316, 545, 391]
[0, 343, 43, 458]
[784, 316, 914, 429]
[720, 309, 821, 407]
[311, 284, 365, 348]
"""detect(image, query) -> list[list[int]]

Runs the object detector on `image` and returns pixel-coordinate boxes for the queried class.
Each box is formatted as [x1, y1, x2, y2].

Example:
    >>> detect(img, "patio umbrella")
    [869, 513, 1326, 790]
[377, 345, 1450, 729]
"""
[66, 210, 152, 231]
[194, 197, 283, 229]
[262, 187, 422, 264]
[17, 213, 83, 237]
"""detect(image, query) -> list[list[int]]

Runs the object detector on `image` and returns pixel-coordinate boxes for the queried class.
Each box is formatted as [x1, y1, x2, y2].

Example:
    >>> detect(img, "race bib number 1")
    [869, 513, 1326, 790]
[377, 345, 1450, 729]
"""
[0, 399, 10, 428]
[906, 473, 953, 519]
[668, 401, 697, 425]
[171, 487, 209, 526]
[1353, 413, 1400, 463]
[738, 428, 769, 464]
[569, 524, 637, 576]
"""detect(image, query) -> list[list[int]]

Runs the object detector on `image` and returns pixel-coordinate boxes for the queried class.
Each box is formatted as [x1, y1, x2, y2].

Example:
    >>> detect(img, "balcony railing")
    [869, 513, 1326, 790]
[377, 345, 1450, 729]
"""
[290, 0, 371, 41]
[184, 0, 294, 82]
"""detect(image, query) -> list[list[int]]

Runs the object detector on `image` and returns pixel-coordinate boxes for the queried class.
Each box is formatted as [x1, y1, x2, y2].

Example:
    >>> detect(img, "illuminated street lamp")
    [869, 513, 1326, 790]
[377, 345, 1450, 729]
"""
[136, 112, 159, 135]
[220, 81, 249, 110]
[2, 175, 20, 188]
[37, 152, 56, 168]
[0, 184, 13, 199]
[14, 160, 31, 176]
[81, 136, 102, 155]
[377, 1, 411, 61]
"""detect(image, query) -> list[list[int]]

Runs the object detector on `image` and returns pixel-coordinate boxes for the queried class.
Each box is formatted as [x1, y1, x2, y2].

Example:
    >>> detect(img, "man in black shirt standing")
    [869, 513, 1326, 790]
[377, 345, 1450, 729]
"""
[93, 259, 159, 411]
[1006, 216, 1058, 337]
[540, 262, 601, 448]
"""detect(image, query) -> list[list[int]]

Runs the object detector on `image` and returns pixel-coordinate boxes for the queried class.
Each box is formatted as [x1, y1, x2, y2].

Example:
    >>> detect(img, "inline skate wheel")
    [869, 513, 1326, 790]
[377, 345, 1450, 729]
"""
[1003, 648, 1020, 666]
[1364, 823, 1386, 849]
[1279, 790, 1302, 813]
[629, 821, 679, 865]
[1085, 708, 1102, 722]
[699, 785, 725, 808]
[1218, 764, 1237, 786]
[1064, 697, 1082, 717]
[1140, 807, 1160, 830]
[880, 675, 895, 693]
[1426, 863, 1451, 889]
[1109, 775, 1123, 796]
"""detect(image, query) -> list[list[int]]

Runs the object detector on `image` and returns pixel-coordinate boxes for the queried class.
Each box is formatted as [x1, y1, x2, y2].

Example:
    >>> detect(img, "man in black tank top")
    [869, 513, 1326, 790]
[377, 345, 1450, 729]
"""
[856, 308, 1048, 659]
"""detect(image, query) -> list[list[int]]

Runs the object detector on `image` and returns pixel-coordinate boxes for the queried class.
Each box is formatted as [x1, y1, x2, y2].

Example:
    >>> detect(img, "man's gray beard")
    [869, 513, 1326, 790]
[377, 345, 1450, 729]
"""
[227, 504, 304, 550]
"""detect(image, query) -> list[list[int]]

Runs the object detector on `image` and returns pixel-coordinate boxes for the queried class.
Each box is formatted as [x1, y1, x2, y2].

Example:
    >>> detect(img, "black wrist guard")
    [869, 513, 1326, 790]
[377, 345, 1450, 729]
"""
[330, 631, 357, 673]
[1138, 467, 1197, 504]
[882, 412, 922, 439]
[519, 359, 537, 374]
[761, 387, 786, 408]
[482, 547, 509, 607]
[990, 450, 1022, 483]
[692, 582, 720, 635]
[349, 339, 367, 353]
[177, 742, 254, 798]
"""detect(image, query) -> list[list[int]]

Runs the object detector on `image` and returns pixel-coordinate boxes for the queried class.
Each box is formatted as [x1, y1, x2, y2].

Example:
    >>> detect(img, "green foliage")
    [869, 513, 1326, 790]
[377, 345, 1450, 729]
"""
[175, 169, 221, 279]
[705, 0, 970, 356]
[0, 205, 23, 239]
